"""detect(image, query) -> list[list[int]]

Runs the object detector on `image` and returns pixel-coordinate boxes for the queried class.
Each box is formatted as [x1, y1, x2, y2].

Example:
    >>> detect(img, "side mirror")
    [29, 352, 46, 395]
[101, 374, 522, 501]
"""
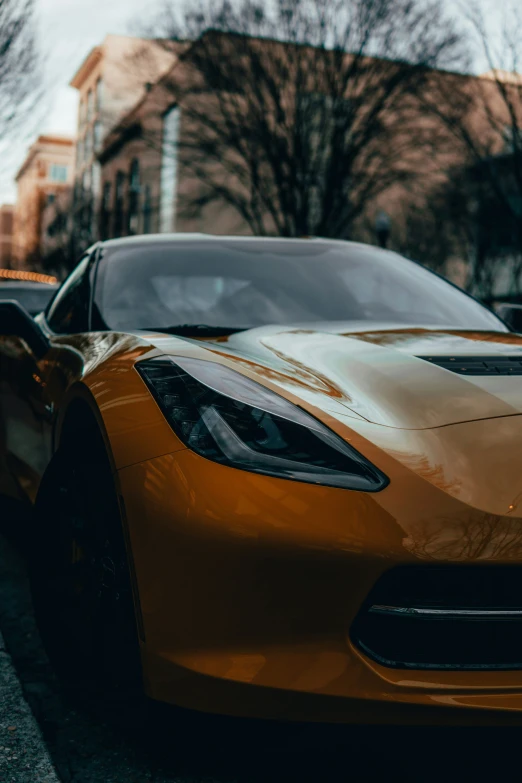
[0, 300, 50, 359]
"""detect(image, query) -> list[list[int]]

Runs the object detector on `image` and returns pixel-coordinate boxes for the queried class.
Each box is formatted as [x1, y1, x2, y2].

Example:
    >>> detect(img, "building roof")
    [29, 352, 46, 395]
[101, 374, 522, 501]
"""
[480, 69, 522, 85]
[70, 41, 104, 89]
[35, 135, 75, 147]
[15, 135, 75, 182]
[69, 34, 175, 89]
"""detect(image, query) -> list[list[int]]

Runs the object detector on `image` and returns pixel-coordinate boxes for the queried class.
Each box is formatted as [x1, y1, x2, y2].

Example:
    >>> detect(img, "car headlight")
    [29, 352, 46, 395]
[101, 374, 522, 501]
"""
[137, 356, 389, 492]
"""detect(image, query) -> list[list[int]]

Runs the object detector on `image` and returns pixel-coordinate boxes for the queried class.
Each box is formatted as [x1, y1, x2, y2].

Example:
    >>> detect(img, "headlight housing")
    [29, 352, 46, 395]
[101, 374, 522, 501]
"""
[137, 357, 388, 492]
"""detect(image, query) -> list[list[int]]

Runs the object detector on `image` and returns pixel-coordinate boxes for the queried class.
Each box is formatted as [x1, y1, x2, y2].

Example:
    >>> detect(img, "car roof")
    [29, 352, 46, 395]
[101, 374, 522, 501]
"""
[101, 233, 376, 253]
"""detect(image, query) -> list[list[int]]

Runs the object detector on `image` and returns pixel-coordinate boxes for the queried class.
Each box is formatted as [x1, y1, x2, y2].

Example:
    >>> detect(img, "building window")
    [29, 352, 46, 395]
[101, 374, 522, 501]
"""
[94, 120, 103, 153]
[142, 184, 152, 234]
[127, 159, 140, 235]
[74, 177, 82, 202]
[92, 162, 101, 198]
[79, 99, 86, 129]
[100, 181, 112, 239]
[87, 89, 94, 122]
[95, 78, 103, 113]
[114, 171, 125, 237]
[82, 167, 91, 192]
[76, 137, 83, 167]
[84, 130, 92, 161]
[159, 105, 180, 233]
[130, 159, 140, 192]
[49, 164, 69, 183]
[102, 180, 112, 210]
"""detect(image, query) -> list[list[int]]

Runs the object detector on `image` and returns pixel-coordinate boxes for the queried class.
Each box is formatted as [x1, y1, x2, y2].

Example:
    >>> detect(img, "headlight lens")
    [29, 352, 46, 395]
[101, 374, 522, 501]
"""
[137, 357, 388, 492]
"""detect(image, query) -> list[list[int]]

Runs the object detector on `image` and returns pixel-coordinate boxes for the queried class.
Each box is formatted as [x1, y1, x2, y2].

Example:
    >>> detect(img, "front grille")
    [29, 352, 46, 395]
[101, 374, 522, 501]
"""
[417, 355, 522, 375]
[351, 567, 522, 670]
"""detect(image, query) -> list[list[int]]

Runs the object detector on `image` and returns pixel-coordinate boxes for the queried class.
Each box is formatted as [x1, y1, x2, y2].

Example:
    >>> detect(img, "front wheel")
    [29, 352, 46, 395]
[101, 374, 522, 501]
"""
[30, 444, 142, 690]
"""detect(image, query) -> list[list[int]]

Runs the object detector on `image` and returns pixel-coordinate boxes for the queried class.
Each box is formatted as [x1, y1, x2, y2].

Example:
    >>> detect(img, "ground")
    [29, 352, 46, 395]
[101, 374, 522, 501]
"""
[0, 500, 519, 782]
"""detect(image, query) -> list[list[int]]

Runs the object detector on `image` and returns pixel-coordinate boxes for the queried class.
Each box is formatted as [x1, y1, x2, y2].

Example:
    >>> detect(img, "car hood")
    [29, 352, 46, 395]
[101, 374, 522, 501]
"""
[144, 323, 522, 430]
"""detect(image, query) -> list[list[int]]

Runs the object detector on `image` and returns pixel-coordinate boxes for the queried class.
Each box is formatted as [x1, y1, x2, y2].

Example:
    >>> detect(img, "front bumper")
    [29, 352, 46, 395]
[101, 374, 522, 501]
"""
[117, 417, 522, 725]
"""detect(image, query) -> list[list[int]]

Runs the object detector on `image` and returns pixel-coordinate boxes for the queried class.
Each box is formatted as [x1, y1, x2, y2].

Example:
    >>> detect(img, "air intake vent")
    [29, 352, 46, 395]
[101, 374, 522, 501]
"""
[351, 566, 522, 670]
[418, 355, 522, 375]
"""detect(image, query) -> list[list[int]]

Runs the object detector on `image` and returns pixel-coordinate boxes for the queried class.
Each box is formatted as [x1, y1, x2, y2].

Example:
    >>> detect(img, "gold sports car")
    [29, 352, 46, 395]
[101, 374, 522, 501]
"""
[2, 234, 522, 725]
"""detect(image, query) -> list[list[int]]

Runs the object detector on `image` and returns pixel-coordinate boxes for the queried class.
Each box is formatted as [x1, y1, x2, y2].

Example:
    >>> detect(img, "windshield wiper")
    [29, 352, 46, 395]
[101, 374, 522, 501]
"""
[140, 324, 250, 336]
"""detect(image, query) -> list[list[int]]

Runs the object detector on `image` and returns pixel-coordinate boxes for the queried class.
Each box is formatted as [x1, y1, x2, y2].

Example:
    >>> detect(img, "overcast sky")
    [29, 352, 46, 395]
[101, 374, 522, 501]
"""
[39, 0, 153, 137]
[0, 0, 505, 202]
[0, 0, 155, 201]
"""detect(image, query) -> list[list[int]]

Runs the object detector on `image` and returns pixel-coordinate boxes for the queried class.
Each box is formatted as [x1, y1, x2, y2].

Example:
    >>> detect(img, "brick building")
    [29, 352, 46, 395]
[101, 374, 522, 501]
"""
[95, 32, 467, 246]
[98, 76, 249, 238]
[69, 34, 178, 254]
[13, 135, 75, 269]
[62, 31, 522, 294]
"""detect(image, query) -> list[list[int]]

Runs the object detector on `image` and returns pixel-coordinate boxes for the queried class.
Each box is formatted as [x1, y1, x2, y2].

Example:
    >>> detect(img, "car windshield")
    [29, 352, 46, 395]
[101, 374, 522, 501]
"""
[96, 240, 505, 333]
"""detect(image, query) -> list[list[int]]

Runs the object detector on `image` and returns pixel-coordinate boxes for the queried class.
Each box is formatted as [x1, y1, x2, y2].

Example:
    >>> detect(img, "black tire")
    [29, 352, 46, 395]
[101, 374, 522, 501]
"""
[30, 438, 142, 691]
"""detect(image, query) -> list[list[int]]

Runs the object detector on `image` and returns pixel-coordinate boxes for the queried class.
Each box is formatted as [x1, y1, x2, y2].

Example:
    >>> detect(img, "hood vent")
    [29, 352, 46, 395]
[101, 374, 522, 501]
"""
[418, 355, 522, 376]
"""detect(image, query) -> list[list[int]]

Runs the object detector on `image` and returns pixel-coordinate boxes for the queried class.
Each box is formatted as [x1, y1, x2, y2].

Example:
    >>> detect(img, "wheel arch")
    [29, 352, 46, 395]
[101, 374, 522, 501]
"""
[44, 383, 145, 642]
[54, 383, 118, 474]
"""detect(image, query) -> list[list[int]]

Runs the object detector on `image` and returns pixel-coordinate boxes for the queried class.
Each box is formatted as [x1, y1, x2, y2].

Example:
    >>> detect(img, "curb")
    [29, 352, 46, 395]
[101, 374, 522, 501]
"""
[0, 632, 60, 783]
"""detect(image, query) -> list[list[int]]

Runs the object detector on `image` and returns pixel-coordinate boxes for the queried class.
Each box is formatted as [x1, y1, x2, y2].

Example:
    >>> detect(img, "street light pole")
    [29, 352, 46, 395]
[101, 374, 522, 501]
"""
[375, 210, 391, 248]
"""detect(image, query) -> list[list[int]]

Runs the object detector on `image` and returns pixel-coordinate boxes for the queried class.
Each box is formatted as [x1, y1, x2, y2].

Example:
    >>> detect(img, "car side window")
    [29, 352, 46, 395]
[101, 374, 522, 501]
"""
[46, 254, 93, 334]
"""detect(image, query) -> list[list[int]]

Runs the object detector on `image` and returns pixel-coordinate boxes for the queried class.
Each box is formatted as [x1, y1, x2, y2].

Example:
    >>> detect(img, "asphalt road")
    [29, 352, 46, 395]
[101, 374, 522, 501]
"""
[0, 628, 58, 783]
[0, 500, 520, 783]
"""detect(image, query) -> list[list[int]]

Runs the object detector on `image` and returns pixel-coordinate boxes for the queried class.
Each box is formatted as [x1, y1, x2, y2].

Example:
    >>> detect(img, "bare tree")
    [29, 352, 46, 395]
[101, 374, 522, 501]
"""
[0, 0, 39, 142]
[420, 1, 522, 301]
[392, 172, 473, 281]
[136, 0, 467, 239]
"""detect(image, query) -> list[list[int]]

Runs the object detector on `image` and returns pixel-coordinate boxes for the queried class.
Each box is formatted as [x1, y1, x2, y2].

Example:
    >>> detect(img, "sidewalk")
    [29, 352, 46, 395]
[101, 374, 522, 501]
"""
[0, 631, 59, 783]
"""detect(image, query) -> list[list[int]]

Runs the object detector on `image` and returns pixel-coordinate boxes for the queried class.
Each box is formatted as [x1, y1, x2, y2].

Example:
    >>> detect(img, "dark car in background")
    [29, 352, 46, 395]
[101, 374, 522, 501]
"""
[0, 282, 59, 317]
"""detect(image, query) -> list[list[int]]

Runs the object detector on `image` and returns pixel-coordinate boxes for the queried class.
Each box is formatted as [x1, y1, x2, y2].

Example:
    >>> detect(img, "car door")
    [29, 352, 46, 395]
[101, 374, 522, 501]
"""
[0, 251, 95, 502]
